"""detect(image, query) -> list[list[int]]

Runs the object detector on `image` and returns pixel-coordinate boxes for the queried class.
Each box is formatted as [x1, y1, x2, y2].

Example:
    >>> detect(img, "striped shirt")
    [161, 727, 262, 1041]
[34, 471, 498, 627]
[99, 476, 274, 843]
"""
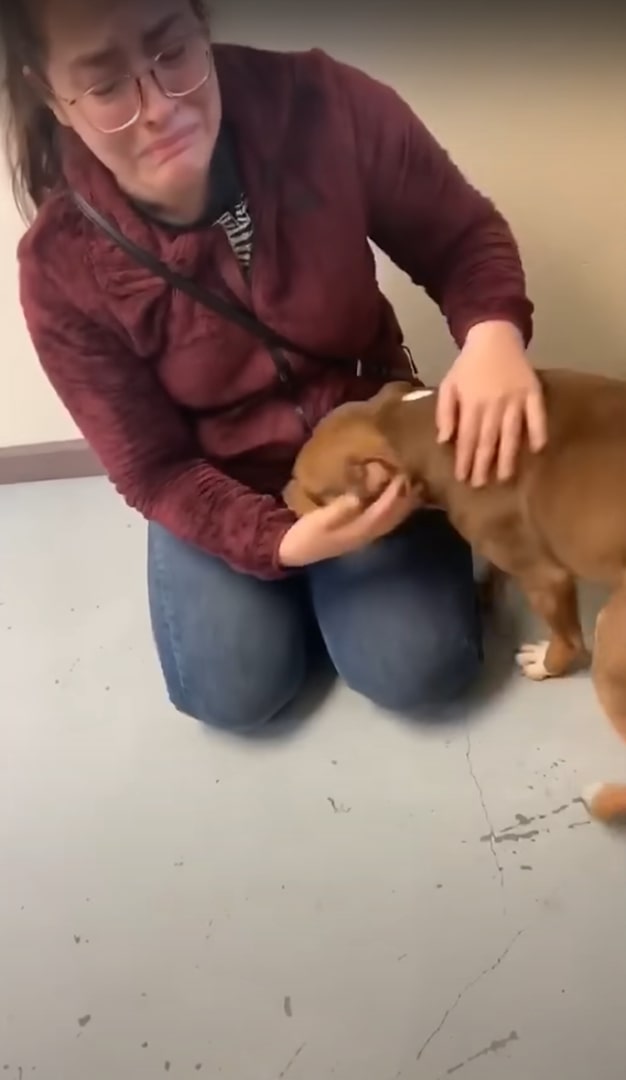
[215, 193, 254, 271]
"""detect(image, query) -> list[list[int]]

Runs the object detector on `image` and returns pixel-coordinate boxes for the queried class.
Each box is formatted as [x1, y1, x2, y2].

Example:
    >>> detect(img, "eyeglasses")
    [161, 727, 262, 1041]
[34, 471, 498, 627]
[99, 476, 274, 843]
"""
[59, 35, 212, 134]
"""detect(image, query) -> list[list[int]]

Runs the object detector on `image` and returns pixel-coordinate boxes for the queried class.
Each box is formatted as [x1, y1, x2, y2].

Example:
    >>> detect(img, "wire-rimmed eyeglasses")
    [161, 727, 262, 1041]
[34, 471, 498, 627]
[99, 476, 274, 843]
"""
[56, 34, 212, 134]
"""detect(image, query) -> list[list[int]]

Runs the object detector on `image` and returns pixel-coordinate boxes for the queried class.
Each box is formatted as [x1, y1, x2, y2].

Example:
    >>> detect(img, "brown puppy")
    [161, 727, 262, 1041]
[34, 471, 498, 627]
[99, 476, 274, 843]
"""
[283, 370, 626, 823]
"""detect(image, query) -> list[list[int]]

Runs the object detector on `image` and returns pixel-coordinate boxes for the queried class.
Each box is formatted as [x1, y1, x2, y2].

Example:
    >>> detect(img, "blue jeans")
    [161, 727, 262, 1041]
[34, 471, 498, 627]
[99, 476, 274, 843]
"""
[147, 512, 482, 732]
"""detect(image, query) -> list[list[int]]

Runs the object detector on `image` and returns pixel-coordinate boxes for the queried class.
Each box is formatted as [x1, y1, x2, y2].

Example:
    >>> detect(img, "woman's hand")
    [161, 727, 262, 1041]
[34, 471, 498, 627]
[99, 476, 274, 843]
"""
[436, 320, 547, 487]
[278, 475, 424, 568]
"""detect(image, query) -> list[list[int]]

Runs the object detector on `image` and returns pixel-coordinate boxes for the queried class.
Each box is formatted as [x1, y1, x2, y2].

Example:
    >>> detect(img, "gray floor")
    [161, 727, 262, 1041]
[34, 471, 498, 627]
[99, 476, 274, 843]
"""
[1, 477, 625, 1080]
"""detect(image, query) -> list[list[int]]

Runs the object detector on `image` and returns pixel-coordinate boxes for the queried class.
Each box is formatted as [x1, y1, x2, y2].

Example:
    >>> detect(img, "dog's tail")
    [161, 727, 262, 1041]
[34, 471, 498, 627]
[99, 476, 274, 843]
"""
[584, 585, 626, 823]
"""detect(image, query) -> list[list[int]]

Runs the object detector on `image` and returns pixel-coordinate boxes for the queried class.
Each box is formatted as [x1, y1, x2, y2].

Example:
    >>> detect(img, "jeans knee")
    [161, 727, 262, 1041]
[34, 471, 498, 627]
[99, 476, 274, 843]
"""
[404, 635, 482, 710]
[147, 522, 311, 734]
[346, 632, 482, 713]
[169, 654, 308, 734]
[308, 508, 485, 714]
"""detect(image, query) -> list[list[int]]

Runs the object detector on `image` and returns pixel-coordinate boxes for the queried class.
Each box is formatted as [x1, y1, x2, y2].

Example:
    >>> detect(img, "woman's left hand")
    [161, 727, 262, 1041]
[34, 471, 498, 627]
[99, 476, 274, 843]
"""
[436, 320, 547, 487]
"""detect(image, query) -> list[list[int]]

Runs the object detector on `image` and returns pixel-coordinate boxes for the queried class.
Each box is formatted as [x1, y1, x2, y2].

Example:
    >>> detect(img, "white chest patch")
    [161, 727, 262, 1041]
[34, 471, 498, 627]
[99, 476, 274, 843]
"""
[401, 388, 435, 401]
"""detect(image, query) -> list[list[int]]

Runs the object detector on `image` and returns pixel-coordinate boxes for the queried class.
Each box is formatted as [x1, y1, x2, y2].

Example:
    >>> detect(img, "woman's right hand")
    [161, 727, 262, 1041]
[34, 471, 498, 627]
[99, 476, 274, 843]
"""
[277, 475, 424, 568]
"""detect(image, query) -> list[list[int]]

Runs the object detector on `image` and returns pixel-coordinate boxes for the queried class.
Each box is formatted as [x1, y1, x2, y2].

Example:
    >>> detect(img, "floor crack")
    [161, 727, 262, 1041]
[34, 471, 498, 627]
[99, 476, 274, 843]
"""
[415, 928, 525, 1064]
[465, 730, 505, 906]
[278, 1042, 306, 1078]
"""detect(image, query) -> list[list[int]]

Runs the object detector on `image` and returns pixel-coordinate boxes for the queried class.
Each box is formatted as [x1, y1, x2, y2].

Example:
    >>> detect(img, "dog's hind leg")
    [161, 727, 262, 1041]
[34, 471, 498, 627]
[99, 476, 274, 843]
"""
[515, 566, 587, 681]
[583, 584, 626, 822]
[470, 513, 585, 679]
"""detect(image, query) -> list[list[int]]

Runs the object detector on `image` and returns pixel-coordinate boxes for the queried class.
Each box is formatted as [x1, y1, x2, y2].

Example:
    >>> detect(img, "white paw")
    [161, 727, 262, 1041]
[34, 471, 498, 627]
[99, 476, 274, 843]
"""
[515, 640, 551, 680]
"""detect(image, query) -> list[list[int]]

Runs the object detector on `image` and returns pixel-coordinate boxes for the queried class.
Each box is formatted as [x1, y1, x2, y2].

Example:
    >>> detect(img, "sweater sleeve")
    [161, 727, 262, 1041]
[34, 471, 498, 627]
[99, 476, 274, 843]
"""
[18, 257, 295, 579]
[328, 53, 534, 348]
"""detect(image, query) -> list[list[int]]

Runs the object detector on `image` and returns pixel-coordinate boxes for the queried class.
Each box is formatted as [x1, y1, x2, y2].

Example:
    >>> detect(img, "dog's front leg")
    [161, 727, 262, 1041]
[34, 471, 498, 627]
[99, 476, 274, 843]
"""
[515, 568, 588, 680]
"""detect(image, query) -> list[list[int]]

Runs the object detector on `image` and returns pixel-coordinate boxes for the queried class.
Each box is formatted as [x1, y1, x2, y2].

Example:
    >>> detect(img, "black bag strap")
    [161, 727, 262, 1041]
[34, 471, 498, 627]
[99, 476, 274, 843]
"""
[70, 189, 353, 367]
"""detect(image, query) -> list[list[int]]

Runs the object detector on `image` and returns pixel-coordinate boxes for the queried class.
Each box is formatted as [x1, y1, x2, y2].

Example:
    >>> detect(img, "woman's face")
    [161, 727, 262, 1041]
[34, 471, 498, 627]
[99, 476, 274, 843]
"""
[39, 0, 221, 216]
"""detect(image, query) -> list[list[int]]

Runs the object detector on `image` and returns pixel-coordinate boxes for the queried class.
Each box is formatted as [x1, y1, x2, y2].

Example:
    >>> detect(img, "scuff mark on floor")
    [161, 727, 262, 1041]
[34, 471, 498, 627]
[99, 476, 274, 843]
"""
[481, 829, 539, 844]
[77, 1015, 91, 1028]
[284, 995, 293, 1018]
[327, 797, 351, 814]
[415, 928, 525, 1065]
[278, 1042, 306, 1078]
[486, 798, 589, 843]
[445, 1030, 519, 1075]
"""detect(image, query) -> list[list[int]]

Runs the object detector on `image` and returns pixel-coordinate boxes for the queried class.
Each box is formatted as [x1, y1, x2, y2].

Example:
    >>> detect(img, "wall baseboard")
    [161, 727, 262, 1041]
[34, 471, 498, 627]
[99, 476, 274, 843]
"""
[0, 439, 104, 485]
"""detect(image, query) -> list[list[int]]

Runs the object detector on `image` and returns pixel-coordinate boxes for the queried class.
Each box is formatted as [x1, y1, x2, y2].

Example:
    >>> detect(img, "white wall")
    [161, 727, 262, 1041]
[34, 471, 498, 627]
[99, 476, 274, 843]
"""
[0, 154, 83, 445]
[1, 4, 624, 447]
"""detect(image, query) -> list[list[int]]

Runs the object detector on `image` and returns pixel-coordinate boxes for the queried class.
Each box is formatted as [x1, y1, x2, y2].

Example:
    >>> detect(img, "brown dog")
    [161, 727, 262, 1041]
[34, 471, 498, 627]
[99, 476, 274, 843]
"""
[283, 369, 626, 824]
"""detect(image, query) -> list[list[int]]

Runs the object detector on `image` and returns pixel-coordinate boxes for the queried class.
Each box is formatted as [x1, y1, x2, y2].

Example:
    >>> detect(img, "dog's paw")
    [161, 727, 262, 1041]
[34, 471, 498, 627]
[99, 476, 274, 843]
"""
[515, 640, 551, 680]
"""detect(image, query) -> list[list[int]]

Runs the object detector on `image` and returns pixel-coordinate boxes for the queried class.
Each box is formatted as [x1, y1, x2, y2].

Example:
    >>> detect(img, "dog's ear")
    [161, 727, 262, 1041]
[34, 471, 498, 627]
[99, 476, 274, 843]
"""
[282, 478, 319, 517]
[340, 426, 409, 502]
[343, 456, 411, 503]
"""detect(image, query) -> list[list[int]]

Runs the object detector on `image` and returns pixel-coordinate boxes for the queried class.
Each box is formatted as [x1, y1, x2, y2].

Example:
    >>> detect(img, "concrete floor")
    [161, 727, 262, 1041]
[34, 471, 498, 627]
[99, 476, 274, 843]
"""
[1, 477, 625, 1080]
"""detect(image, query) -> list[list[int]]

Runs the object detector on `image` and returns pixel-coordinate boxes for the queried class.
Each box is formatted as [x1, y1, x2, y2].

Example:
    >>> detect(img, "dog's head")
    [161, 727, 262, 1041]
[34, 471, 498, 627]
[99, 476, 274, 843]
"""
[283, 382, 424, 516]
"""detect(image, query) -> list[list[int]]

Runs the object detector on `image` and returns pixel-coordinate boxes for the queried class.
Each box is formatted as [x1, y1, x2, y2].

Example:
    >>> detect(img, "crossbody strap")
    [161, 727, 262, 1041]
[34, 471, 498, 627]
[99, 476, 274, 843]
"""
[70, 189, 353, 367]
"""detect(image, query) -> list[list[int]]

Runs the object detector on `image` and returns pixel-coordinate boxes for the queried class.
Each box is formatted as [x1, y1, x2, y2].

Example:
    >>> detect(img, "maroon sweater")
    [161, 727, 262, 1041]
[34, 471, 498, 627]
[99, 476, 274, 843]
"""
[18, 44, 533, 578]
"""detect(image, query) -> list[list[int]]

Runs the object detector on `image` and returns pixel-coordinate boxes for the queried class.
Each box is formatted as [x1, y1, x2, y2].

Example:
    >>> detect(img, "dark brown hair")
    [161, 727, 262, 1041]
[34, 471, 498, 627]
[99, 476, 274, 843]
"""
[0, 1, 211, 222]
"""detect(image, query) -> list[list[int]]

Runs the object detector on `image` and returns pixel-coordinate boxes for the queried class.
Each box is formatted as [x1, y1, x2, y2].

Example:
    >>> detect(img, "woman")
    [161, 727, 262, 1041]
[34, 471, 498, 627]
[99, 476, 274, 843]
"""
[3, 0, 547, 730]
